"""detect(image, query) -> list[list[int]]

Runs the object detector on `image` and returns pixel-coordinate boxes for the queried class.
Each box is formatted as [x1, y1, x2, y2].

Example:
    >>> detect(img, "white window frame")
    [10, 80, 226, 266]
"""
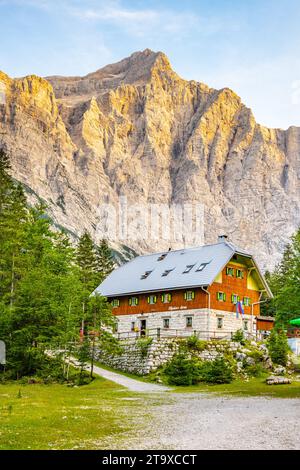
[186, 290, 194, 301]
[129, 296, 138, 306]
[162, 293, 172, 303]
[148, 295, 157, 305]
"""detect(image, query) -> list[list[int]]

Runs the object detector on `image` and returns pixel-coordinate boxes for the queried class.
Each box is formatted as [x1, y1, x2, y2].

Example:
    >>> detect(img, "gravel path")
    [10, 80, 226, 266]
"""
[74, 359, 300, 449]
[120, 393, 300, 450]
[88, 363, 171, 392]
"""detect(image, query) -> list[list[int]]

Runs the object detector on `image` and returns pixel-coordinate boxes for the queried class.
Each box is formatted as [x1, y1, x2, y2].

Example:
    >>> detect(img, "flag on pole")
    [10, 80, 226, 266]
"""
[236, 301, 245, 318]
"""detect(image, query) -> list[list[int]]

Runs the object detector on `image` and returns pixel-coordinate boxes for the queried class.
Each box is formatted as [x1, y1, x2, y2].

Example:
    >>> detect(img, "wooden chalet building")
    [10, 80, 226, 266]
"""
[95, 236, 273, 339]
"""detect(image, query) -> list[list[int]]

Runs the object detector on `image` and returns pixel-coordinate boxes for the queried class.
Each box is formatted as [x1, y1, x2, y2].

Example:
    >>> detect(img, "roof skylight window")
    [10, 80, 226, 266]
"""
[157, 253, 167, 261]
[140, 270, 152, 280]
[162, 268, 174, 277]
[196, 263, 208, 272]
[183, 264, 195, 274]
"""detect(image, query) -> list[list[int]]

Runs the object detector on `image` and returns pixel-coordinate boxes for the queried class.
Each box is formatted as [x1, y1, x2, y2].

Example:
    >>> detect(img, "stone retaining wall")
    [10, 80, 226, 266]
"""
[96, 337, 251, 375]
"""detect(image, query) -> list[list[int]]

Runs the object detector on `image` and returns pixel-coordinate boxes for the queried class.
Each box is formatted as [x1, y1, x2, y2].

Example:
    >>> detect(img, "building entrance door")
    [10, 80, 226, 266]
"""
[140, 319, 147, 337]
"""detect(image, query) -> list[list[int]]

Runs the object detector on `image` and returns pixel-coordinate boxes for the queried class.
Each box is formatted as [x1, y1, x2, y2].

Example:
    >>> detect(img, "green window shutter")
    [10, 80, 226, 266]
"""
[147, 296, 150, 304]
[237, 296, 240, 302]
[168, 294, 172, 302]
[224, 293, 226, 302]
[135, 298, 139, 305]
[129, 298, 132, 306]
[161, 294, 164, 302]
[184, 292, 187, 300]
[154, 296, 157, 303]
[191, 291, 195, 300]
[231, 294, 234, 303]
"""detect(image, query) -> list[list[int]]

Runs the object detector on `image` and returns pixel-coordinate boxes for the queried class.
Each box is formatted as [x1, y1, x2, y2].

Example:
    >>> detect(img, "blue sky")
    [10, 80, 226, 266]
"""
[1, 0, 300, 129]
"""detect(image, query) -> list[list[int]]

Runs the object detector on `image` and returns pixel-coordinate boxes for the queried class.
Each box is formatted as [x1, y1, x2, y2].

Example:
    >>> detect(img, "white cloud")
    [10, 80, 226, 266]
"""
[6, 0, 226, 39]
[70, 2, 200, 38]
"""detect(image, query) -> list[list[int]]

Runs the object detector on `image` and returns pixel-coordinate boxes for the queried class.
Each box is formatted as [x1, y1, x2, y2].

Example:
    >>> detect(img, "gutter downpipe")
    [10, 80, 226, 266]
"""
[201, 287, 211, 340]
[251, 292, 267, 339]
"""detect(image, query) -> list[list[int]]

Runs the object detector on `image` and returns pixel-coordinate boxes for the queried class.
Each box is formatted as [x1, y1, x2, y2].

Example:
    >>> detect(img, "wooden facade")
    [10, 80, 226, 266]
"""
[256, 317, 275, 332]
[110, 262, 261, 317]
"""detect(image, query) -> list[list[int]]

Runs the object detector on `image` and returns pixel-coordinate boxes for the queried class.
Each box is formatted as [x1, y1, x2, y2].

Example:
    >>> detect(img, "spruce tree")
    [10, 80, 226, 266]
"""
[263, 228, 300, 327]
[95, 239, 114, 281]
[76, 232, 98, 291]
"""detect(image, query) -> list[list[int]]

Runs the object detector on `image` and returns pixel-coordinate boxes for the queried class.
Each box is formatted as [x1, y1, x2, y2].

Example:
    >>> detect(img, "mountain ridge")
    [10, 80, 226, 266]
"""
[0, 49, 299, 269]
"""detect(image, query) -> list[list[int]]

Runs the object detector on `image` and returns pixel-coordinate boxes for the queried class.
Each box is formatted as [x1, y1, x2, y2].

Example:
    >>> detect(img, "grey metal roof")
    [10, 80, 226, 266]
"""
[94, 241, 272, 298]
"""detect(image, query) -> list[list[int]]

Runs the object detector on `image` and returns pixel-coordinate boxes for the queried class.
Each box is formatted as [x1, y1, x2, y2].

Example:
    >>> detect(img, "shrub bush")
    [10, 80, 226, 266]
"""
[232, 329, 245, 344]
[243, 362, 265, 377]
[164, 355, 234, 386]
[136, 337, 153, 357]
[185, 335, 207, 352]
[247, 350, 264, 362]
[267, 330, 289, 366]
[164, 354, 200, 385]
[198, 357, 234, 384]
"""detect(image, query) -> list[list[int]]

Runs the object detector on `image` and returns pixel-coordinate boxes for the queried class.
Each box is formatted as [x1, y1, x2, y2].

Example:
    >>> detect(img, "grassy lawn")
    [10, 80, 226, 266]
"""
[173, 376, 300, 398]
[0, 377, 146, 450]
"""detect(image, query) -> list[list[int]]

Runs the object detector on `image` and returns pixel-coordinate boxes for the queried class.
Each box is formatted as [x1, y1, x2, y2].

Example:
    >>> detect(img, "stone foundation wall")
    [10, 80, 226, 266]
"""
[96, 337, 249, 375]
[97, 338, 179, 375]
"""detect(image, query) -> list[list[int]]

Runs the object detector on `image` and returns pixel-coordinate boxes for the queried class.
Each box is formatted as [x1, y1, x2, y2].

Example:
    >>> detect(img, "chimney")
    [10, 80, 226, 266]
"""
[218, 234, 228, 243]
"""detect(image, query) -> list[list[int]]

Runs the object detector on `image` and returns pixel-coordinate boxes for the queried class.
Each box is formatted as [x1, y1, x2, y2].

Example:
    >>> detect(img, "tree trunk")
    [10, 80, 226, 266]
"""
[10, 251, 15, 310]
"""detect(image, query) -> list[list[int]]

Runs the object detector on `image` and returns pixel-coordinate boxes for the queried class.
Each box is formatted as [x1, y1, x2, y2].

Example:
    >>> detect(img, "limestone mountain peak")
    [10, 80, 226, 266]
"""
[0, 52, 299, 269]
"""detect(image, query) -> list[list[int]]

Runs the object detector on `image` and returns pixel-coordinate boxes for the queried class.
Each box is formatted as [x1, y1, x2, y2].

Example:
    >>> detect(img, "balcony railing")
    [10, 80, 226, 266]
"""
[114, 328, 250, 341]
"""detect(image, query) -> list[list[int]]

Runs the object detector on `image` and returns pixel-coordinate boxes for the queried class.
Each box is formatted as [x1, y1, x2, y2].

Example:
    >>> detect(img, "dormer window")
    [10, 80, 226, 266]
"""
[157, 253, 167, 261]
[183, 264, 195, 274]
[141, 270, 152, 280]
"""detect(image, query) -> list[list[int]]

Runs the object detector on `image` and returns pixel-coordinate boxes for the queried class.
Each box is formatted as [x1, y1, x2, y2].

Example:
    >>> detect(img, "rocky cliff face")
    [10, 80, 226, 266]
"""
[0, 49, 299, 269]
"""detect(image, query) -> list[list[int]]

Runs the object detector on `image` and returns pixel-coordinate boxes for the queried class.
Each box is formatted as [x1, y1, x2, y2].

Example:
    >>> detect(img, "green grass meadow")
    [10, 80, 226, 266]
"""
[1, 370, 300, 450]
[0, 377, 143, 450]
